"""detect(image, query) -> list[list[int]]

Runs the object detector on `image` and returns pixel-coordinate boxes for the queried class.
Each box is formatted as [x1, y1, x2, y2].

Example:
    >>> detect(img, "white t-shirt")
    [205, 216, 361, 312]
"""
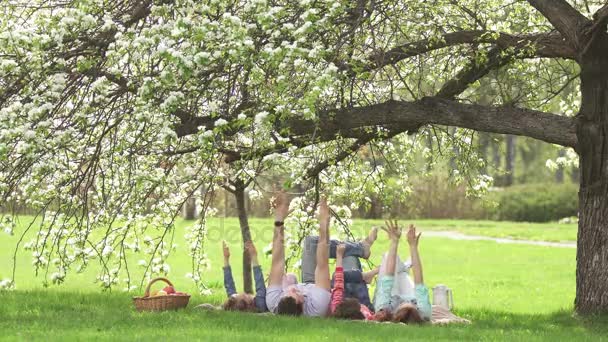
[266, 283, 331, 317]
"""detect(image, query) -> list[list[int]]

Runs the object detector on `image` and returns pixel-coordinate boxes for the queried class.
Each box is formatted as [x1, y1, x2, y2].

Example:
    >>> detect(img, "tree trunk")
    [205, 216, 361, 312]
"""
[233, 181, 253, 294]
[183, 195, 197, 220]
[478, 133, 489, 175]
[575, 39, 608, 314]
[571, 165, 580, 183]
[505, 135, 516, 186]
[223, 189, 229, 216]
[425, 132, 434, 172]
[492, 136, 502, 185]
[449, 127, 458, 172]
[556, 149, 566, 183]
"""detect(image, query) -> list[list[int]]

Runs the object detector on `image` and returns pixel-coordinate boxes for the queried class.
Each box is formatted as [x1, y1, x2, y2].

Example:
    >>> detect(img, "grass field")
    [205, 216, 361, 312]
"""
[1, 217, 604, 341]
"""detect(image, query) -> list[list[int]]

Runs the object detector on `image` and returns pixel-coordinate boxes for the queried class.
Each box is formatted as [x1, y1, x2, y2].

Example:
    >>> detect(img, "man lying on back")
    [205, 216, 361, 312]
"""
[266, 191, 332, 317]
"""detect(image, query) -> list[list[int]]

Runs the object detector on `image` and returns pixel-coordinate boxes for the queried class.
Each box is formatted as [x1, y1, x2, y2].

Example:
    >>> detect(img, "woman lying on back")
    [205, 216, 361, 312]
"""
[373, 221, 432, 324]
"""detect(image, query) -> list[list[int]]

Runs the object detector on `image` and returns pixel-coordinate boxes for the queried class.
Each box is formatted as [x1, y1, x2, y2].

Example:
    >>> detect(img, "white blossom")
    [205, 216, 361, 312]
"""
[215, 118, 228, 127]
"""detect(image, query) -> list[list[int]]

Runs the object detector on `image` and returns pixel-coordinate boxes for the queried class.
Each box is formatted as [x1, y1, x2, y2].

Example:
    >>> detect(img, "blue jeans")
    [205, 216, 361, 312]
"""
[301, 236, 364, 283]
[341, 270, 374, 312]
[301, 236, 373, 311]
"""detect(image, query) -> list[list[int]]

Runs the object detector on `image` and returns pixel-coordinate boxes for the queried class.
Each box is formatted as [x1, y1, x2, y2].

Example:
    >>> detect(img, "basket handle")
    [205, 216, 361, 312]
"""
[144, 277, 174, 297]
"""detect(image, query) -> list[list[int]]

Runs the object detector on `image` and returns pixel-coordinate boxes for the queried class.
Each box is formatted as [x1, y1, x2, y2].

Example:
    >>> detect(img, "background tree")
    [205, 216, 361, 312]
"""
[220, 160, 268, 294]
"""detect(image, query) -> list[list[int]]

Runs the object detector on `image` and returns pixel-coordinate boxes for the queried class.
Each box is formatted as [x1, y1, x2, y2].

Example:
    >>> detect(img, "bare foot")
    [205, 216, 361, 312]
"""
[362, 226, 379, 259]
[362, 267, 379, 284]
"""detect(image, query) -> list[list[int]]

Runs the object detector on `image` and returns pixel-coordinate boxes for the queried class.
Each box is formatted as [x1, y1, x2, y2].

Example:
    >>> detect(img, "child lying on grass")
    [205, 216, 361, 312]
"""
[330, 243, 375, 320]
[373, 221, 432, 324]
[222, 240, 268, 312]
[330, 221, 431, 324]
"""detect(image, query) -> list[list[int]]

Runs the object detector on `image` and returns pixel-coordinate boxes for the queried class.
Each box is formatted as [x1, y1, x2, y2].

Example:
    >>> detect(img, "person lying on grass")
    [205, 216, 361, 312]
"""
[330, 243, 377, 320]
[302, 227, 378, 312]
[373, 221, 432, 324]
[266, 191, 332, 317]
[222, 240, 268, 312]
[338, 267, 379, 313]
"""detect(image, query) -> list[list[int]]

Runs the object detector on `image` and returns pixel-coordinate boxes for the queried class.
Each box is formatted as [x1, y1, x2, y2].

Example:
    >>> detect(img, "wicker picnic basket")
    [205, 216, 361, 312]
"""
[133, 277, 190, 312]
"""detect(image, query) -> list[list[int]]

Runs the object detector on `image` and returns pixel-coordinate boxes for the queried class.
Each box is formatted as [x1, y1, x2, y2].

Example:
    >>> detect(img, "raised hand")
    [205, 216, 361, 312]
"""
[244, 240, 257, 258]
[271, 189, 290, 221]
[406, 224, 422, 246]
[222, 240, 230, 267]
[381, 220, 402, 282]
[382, 219, 402, 242]
[406, 224, 424, 285]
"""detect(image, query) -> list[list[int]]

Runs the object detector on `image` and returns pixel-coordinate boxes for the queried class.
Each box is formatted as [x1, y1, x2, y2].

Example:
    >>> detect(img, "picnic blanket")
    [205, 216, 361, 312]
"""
[195, 303, 220, 310]
[430, 305, 471, 325]
[195, 302, 471, 324]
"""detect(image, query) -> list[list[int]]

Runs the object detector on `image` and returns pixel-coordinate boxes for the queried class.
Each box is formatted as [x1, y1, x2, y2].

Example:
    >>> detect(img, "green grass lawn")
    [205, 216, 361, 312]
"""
[1, 291, 607, 342]
[0, 217, 601, 341]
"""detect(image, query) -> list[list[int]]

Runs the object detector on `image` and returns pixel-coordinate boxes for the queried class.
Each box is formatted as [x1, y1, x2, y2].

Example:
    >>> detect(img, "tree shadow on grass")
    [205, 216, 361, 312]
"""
[456, 307, 608, 335]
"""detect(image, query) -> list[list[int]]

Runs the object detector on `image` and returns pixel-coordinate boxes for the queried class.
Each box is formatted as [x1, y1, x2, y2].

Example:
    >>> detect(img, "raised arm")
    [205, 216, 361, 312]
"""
[383, 220, 402, 276]
[373, 220, 402, 314]
[406, 224, 431, 319]
[269, 190, 290, 286]
[330, 244, 346, 313]
[406, 224, 424, 284]
[246, 240, 268, 311]
[222, 241, 237, 297]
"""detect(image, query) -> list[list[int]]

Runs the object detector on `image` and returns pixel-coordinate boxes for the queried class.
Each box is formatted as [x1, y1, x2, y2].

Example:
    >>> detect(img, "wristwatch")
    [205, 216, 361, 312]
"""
[274, 220, 284, 227]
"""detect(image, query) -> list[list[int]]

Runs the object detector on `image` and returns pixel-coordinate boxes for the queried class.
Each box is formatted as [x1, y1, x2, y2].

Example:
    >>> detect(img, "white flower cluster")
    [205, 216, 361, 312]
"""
[546, 149, 578, 171]
[1, 216, 15, 236]
[51, 271, 66, 285]
[248, 188, 263, 201]
[469, 174, 495, 196]
[182, 217, 213, 293]
[0, 279, 14, 290]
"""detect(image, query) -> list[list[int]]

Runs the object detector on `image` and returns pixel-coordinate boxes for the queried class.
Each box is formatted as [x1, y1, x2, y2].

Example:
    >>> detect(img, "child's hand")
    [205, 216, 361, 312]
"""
[222, 240, 230, 260]
[406, 224, 421, 246]
[244, 240, 257, 258]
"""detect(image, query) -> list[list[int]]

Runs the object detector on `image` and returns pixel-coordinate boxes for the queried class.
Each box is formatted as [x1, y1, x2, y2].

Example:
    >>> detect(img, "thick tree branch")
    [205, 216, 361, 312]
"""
[526, 0, 590, 48]
[285, 98, 577, 148]
[175, 95, 577, 154]
[343, 30, 575, 74]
